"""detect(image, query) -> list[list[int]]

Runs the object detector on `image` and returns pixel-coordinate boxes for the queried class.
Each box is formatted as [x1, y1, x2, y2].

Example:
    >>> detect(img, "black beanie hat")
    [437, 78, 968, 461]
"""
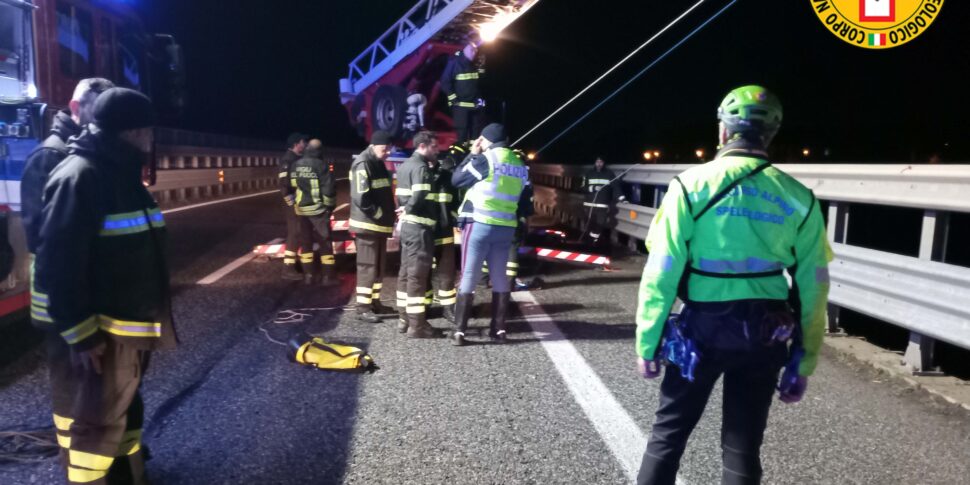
[92, 88, 155, 133]
[370, 130, 393, 145]
[481, 123, 507, 143]
[287, 132, 309, 148]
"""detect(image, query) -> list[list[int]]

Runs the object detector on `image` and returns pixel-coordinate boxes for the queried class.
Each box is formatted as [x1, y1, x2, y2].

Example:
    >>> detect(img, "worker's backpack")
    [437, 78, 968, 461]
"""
[291, 336, 379, 374]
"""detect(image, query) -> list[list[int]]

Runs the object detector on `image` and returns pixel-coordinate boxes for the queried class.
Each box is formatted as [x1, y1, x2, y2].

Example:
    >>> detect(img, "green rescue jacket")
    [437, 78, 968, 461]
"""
[635, 141, 832, 376]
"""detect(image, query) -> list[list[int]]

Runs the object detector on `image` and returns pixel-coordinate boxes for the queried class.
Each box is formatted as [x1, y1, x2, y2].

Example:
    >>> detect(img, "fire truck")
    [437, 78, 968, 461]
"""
[0, 0, 183, 320]
[339, 0, 539, 149]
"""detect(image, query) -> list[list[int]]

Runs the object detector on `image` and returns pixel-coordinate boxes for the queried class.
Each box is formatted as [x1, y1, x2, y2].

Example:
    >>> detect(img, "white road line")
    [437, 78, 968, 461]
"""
[197, 238, 283, 285]
[514, 291, 688, 485]
[162, 190, 278, 215]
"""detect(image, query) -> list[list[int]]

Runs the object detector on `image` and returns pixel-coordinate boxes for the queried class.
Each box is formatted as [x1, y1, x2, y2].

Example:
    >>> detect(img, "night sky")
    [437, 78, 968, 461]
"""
[140, 1, 970, 164]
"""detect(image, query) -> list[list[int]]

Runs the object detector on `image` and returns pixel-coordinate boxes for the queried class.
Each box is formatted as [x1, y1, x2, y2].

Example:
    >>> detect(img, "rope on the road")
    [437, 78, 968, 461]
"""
[258, 306, 345, 346]
[0, 430, 59, 464]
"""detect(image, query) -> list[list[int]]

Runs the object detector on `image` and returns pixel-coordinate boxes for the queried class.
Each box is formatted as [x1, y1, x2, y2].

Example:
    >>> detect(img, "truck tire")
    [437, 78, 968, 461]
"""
[370, 85, 408, 139]
[351, 94, 368, 138]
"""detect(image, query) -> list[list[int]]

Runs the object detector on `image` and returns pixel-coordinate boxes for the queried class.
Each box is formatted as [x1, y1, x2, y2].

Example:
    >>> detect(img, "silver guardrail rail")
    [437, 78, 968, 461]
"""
[531, 162, 970, 374]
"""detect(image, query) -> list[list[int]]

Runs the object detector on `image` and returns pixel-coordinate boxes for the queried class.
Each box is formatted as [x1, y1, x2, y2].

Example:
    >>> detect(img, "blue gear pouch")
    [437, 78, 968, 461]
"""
[660, 313, 701, 382]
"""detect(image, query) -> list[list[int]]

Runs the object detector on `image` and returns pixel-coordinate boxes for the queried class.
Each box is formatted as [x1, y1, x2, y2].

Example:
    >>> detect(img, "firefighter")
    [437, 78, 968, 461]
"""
[22, 77, 114, 330]
[350, 130, 397, 323]
[634, 86, 831, 485]
[451, 123, 532, 346]
[440, 34, 486, 144]
[425, 142, 465, 324]
[394, 131, 445, 338]
[279, 132, 309, 280]
[581, 156, 625, 261]
[292, 139, 339, 287]
[36, 88, 176, 485]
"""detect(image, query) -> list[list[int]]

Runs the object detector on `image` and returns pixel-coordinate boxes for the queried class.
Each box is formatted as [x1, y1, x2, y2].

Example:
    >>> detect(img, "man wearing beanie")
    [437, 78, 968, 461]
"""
[279, 132, 309, 280]
[450, 123, 533, 346]
[36, 87, 176, 485]
[349, 130, 397, 322]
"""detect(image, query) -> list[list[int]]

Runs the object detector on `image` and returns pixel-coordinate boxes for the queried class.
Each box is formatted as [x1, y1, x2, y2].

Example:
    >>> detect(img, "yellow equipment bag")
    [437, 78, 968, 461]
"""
[293, 337, 379, 374]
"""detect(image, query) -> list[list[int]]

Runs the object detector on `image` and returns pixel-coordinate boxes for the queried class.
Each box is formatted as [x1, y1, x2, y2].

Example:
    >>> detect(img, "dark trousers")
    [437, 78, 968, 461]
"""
[282, 202, 301, 272]
[355, 232, 388, 311]
[297, 214, 336, 277]
[432, 241, 457, 306]
[638, 302, 789, 485]
[584, 207, 612, 256]
[47, 333, 149, 485]
[451, 106, 485, 144]
[396, 223, 435, 319]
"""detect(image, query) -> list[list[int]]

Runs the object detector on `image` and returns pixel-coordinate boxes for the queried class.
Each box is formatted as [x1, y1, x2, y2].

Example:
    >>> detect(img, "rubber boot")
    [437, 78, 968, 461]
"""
[397, 307, 409, 333]
[489, 292, 511, 343]
[442, 304, 456, 324]
[406, 312, 443, 339]
[452, 293, 474, 346]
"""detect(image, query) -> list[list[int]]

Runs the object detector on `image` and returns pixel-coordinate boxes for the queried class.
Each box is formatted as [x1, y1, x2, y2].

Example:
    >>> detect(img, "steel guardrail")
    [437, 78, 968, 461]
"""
[530, 162, 970, 356]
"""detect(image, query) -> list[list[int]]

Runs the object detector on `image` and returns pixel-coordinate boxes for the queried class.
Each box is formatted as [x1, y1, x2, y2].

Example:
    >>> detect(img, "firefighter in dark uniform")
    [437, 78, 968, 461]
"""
[581, 156, 624, 257]
[394, 131, 444, 338]
[36, 88, 177, 485]
[292, 139, 339, 287]
[635, 86, 831, 485]
[350, 130, 397, 323]
[427, 143, 465, 323]
[22, 78, 113, 330]
[279, 132, 309, 280]
[440, 35, 485, 143]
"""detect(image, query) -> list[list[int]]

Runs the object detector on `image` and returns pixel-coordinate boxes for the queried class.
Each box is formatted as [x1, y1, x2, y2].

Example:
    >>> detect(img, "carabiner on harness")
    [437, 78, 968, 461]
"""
[659, 313, 701, 382]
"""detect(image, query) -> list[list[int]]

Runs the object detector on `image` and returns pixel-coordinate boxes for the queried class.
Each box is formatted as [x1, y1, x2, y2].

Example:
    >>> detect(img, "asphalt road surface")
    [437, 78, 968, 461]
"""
[2, 191, 969, 485]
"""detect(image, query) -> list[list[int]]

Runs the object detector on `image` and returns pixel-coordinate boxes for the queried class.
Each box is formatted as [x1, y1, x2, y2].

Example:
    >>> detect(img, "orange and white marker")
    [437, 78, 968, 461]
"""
[533, 247, 610, 266]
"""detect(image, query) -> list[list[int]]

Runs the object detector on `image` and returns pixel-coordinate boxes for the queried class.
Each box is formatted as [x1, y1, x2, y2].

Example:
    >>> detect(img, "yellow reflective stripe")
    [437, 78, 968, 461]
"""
[373, 283, 383, 290]
[435, 237, 454, 245]
[396, 188, 413, 196]
[371, 178, 392, 189]
[117, 430, 142, 456]
[426, 193, 454, 203]
[100, 318, 162, 339]
[356, 287, 372, 294]
[68, 466, 108, 483]
[455, 73, 479, 80]
[403, 215, 436, 226]
[349, 219, 393, 233]
[438, 289, 457, 297]
[410, 183, 431, 192]
[57, 433, 71, 448]
[447, 93, 457, 100]
[356, 296, 374, 304]
[456, 102, 477, 108]
[69, 449, 114, 470]
[507, 262, 520, 268]
[321, 255, 336, 265]
[439, 297, 457, 305]
[61, 316, 99, 345]
[53, 414, 74, 431]
[406, 297, 426, 305]
[278, 172, 288, 178]
[406, 306, 426, 314]
[506, 270, 518, 276]
[588, 179, 611, 185]
[283, 258, 296, 264]
[396, 291, 407, 299]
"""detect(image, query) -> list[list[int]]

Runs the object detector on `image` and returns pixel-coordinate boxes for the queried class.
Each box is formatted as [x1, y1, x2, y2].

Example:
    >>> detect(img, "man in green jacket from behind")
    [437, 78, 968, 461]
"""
[635, 85, 832, 485]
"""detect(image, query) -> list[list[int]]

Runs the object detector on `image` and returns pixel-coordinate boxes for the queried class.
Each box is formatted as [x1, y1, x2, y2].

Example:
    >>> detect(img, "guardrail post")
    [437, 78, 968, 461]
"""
[902, 210, 950, 375]
[826, 202, 850, 334]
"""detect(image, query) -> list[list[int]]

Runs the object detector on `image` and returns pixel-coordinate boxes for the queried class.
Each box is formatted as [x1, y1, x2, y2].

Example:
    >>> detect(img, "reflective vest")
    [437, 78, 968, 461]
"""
[465, 147, 528, 227]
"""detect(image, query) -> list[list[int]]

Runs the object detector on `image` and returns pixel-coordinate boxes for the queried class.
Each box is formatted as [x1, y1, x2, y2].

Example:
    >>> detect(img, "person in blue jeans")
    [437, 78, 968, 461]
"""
[451, 123, 533, 346]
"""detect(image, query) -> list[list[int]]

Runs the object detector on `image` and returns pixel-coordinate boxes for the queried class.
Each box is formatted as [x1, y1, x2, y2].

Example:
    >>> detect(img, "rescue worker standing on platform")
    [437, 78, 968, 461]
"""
[350, 130, 397, 323]
[581, 156, 625, 257]
[36, 88, 177, 485]
[22, 77, 113, 329]
[634, 86, 831, 485]
[394, 131, 445, 338]
[451, 123, 532, 346]
[440, 34, 485, 143]
[279, 132, 309, 280]
[292, 139, 339, 287]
